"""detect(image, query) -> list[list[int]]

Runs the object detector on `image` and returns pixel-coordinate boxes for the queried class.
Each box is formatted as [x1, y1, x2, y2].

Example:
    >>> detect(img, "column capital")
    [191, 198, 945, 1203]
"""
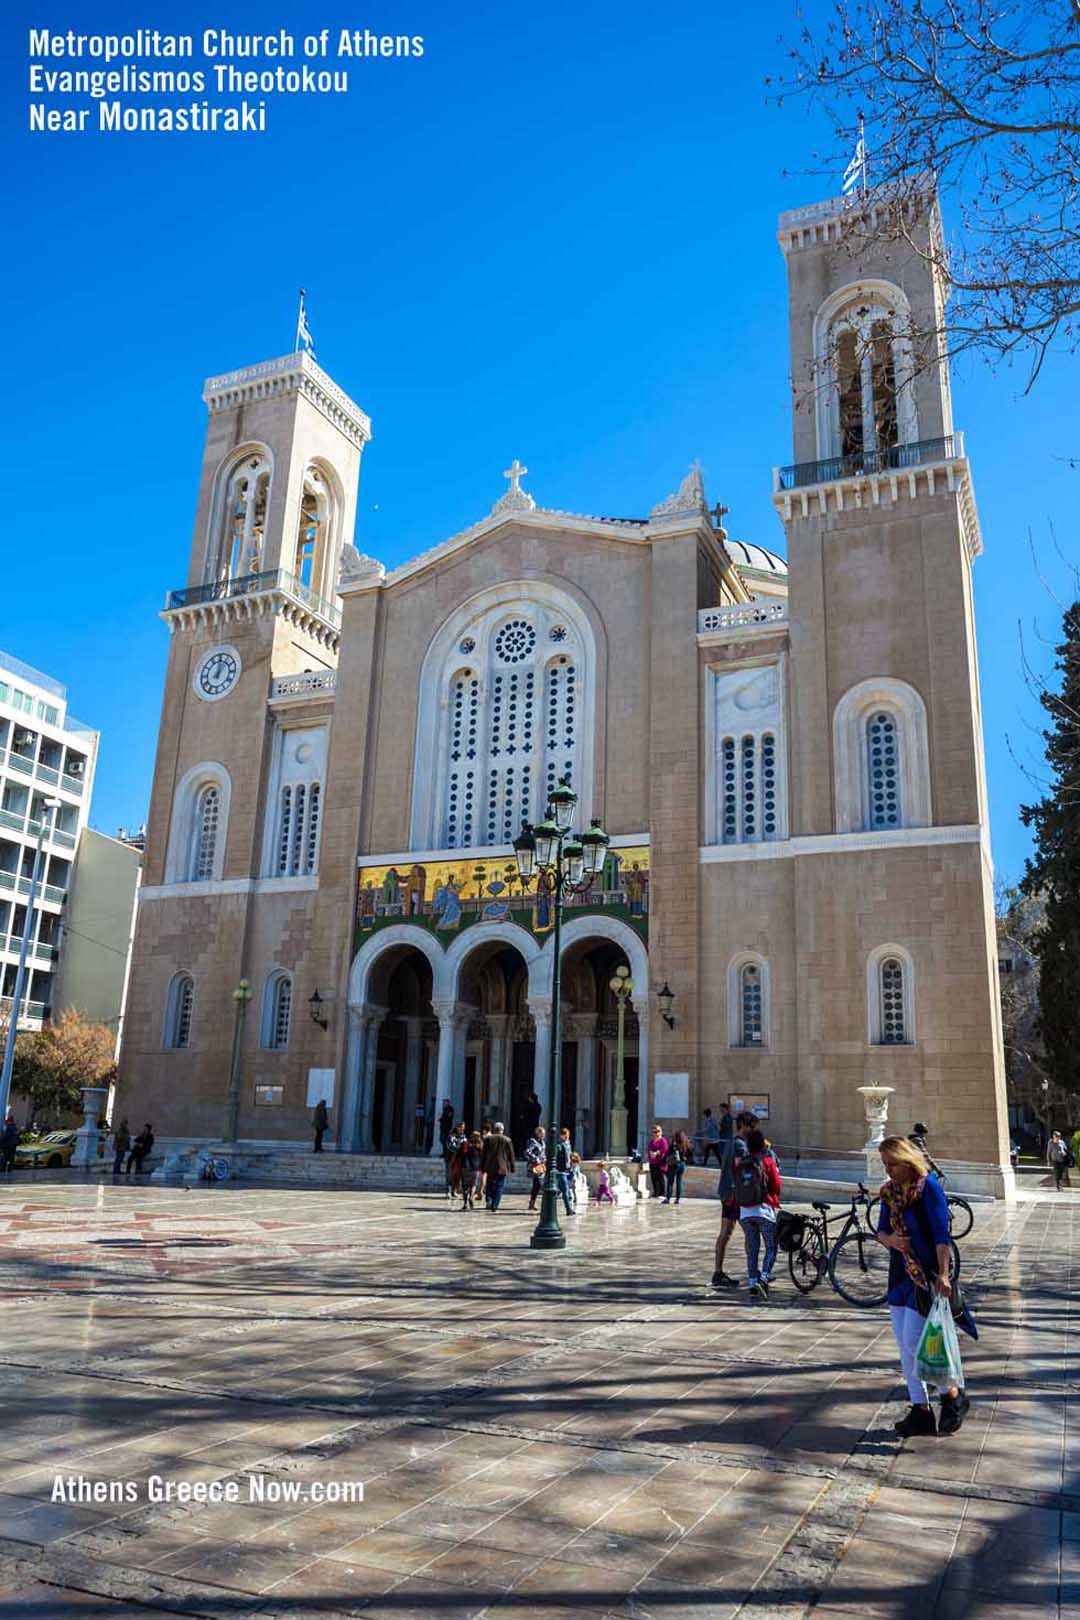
[528, 997, 553, 1029]
[349, 1001, 388, 1030]
[430, 998, 474, 1029]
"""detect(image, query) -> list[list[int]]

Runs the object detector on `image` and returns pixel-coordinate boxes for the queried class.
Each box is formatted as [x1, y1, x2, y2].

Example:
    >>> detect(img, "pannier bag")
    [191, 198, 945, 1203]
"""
[775, 1210, 806, 1252]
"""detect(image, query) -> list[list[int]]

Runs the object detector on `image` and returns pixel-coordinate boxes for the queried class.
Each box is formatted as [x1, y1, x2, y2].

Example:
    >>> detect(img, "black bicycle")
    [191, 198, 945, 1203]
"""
[781, 1185, 961, 1307]
[863, 1179, 974, 1241]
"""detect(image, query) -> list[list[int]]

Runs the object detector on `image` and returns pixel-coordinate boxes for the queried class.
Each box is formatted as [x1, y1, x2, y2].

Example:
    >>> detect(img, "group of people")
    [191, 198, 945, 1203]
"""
[444, 1119, 518, 1210]
[110, 1119, 155, 1175]
[645, 1125, 698, 1204]
[709, 1112, 784, 1296]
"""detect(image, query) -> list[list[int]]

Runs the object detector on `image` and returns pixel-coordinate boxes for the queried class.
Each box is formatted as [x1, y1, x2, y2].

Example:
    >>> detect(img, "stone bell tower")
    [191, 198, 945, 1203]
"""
[769, 179, 1011, 1185]
[141, 349, 371, 893]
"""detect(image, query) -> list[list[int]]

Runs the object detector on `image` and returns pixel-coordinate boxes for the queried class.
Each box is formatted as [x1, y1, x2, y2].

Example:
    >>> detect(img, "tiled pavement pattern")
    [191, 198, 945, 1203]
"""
[0, 1180, 1076, 1619]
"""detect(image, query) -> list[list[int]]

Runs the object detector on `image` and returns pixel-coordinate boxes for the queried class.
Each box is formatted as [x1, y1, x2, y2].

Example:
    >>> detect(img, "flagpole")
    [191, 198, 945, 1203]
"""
[858, 112, 867, 194]
[295, 288, 305, 354]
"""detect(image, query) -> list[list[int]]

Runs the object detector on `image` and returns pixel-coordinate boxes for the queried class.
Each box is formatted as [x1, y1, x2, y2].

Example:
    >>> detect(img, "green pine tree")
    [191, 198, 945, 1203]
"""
[1021, 601, 1080, 1099]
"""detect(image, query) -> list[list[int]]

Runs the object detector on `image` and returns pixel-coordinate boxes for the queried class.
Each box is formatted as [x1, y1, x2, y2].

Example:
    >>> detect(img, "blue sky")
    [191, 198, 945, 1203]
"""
[3, 0, 1074, 883]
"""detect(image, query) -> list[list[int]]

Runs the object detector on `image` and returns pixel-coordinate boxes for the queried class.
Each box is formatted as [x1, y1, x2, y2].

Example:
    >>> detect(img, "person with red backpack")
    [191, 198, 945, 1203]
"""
[735, 1127, 782, 1298]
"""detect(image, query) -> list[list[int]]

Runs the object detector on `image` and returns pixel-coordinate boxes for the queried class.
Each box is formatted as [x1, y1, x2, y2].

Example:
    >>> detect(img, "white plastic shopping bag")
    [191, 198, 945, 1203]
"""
[914, 1295, 964, 1387]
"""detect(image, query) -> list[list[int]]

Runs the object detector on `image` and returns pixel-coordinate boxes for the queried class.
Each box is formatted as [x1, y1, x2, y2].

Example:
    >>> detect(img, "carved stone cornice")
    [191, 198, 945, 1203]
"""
[202, 352, 372, 449]
[771, 454, 982, 562]
[162, 584, 341, 650]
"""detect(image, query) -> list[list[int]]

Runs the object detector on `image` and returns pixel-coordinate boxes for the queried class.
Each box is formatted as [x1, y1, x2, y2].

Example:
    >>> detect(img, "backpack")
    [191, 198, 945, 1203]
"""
[733, 1153, 767, 1208]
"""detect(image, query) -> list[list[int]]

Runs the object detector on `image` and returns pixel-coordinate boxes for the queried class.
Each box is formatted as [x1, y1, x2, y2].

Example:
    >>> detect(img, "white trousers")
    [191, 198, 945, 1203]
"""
[890, 1304, 932, 1403]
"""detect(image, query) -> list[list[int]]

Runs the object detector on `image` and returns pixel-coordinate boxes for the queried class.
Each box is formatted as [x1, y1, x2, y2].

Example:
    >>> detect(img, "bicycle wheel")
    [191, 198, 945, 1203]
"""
[864, 1194, 882, 1234]
[829, 1230, 890, 1307]
[788, 1237, 825, 1293]
[947, 1197, 974, 1240]
[212, 1157, 231, 1182]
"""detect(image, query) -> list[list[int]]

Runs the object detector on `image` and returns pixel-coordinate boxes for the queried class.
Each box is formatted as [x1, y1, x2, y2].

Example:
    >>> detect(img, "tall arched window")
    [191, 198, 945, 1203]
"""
[866, 711, 901, 829]
[262, 972, 292, 1049]
[166, 763, 232, 884]
[164, 973, 194, 1049]
[813, 282, 918, 465]
[265, 727, 326, 878]
[728, 954, 770, 1049]
[833, 679, 931, 834]
[207, 450, 272, 585]
[867, 945, 916, 1046]
[191, 785, 220, 881]
[720, 732, 780, 844]
[292, 464, 340, 600]
[412, 590, 595, 852]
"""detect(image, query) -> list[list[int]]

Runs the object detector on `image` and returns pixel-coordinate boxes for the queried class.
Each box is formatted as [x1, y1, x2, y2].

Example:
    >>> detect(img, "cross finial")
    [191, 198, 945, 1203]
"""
[712, 501, 730, 528]
[502, 458, 528, 493]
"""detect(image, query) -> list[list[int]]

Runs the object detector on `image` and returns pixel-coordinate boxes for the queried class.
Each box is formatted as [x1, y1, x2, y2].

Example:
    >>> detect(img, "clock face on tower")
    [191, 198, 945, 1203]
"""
[193, 646, 241, 703]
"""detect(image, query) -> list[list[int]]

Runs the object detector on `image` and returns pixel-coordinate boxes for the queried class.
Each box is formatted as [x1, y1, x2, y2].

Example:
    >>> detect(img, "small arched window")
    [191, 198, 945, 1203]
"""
[813, 282, 918, 464]
[164, 973, 194, 1049]
[739, 964, 764, 1046]
[292, 464, 340, 600]
[867, 945, 916, 1047]
[208, 451, 271, 585]
[262, 972, 292, 1050]
[728, 954, 770, 1049]
[833, 679, 930, 834]
[191, 785, 220, 881]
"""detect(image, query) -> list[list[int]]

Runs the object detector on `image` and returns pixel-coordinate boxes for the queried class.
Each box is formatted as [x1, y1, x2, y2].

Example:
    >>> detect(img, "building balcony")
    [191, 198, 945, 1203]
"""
[0, 871, 66, 906]
[698, 602, 788, 637]
[2, 936, 56, 964]
[60, 772, 84, 796]
[775, 433, 962, 492]
[164, 567, 342, 643]
[7, 753, 34, 777]
[0, 994, 46, 1028]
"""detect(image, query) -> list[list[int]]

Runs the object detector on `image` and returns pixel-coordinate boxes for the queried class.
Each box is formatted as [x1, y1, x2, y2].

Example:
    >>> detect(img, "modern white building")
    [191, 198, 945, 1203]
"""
[0, 651, 99, 1030]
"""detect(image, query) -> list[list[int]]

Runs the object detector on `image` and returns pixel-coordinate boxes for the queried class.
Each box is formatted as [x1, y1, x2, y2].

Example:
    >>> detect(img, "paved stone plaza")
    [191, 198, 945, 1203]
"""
[0, 1180, 1075, 1619]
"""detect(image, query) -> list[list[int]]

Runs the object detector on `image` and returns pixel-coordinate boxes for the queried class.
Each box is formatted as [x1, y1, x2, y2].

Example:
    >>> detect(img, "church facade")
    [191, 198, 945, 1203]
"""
[118, 184, 1012, 1191]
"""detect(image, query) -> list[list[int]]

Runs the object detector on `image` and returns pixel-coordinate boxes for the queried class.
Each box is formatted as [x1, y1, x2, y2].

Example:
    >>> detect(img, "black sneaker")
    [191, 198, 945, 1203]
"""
[710, 1270, 724, 1287]
[938, 1391, 970, 1435]
[894, 1404, 937, 1438]
[757, 1278, 770, 1300]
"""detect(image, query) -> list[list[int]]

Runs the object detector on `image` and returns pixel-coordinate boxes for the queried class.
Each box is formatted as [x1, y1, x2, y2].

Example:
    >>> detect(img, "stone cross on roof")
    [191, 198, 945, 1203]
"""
[492, 457, 536, 517]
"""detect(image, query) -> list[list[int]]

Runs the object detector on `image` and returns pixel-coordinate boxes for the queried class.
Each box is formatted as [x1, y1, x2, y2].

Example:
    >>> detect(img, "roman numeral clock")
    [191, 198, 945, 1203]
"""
[193, 645, 241, 702]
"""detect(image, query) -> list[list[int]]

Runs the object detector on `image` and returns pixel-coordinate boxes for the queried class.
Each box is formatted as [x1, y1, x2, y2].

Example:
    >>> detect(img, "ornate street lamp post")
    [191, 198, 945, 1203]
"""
[514, 782, 608, 1250]
[223, 979, 253, 1144]
[608, 964, 634, 1158]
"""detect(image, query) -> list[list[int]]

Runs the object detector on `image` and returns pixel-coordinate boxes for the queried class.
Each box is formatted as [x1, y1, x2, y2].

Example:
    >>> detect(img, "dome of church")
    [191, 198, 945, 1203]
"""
[725, 539, 788, 576]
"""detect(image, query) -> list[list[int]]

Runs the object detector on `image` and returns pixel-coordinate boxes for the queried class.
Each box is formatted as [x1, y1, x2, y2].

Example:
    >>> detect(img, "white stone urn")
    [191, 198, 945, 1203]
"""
[71, 1086, 110, 1167]
[856, 1084, 895, 1187]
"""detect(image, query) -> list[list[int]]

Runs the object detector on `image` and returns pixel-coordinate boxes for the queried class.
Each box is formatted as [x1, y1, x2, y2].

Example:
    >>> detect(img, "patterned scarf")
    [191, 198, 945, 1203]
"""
[880, 1174, 929, 1290]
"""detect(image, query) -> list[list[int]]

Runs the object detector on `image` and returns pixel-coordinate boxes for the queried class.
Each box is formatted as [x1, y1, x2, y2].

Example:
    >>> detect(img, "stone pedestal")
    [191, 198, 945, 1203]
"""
[856, 1084, 895, 1187]
[71, 1086, 109, 1167]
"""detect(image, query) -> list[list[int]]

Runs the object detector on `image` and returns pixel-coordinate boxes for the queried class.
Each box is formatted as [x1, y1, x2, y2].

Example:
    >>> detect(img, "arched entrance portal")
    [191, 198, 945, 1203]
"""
[344, 917, 648, 1157]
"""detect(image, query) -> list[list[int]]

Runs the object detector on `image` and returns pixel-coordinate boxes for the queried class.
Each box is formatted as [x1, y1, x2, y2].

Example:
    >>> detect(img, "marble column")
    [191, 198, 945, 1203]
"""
[486, 1014, 512, 1120]
[401, 1016, 424, 1153]
[633, 1000, 650, 1160]
[356, 1003, 388, 1153]
[574, 1016, 597, 1156]
[338, 1007, 368, 1154]
[429, 1000, 473, 1152]
[529, 997, 553, 1127]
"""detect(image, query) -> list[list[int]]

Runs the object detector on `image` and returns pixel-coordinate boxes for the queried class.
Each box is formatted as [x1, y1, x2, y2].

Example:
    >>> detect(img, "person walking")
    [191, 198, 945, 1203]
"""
[440, 1105, 458, 1198]
[711, 1115, 750, 1289]
[874, 1134, 971, 1437]
[698, 1109, 723, 1167]
[647, 1124, 669, 1200]
[595, 1162, 616, 1204]
[0, 1111, 19, 1173]
[481, 1122, 515, 1211]
[524, 1124, 546, 1211]
[446, 1120, 468, 1200]
[457, 1132, 482, 1209]
[735, 1127, 781, 1298]
[909, 1122, 943, 1180]
[126, 1123, 155, 1175]
[663, 1131, 691, 1204]
[1047, 1131, 1071, 1191]
[111, 1118, 131, 1176]
[555, 1126, 575, 1216]
[312, 1098, 329, 1154]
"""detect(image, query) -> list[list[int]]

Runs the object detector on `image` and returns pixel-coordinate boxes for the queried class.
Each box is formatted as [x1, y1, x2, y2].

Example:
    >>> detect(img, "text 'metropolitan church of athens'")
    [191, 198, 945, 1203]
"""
[118, 181, 1013, 1195]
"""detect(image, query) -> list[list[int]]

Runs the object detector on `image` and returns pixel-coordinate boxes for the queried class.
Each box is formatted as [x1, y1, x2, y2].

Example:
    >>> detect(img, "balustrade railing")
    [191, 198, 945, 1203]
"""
[269, 670, 338, 700]
[777, 434, 960, 491]
[698, 602, 788, 634]
[165, 567, 342, 629]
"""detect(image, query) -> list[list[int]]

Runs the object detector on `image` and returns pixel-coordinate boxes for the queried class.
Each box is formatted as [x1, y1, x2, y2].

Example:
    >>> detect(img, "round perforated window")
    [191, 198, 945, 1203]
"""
[494, 620, 536, 664]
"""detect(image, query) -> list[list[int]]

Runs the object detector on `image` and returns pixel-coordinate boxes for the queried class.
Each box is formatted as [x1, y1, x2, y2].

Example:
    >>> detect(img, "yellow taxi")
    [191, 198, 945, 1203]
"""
[14, 1131, 84, 1169]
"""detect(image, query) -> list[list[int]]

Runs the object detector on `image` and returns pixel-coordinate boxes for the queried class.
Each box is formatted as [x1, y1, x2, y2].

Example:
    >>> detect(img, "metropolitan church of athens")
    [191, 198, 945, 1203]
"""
[118, 182, 1013, 1195]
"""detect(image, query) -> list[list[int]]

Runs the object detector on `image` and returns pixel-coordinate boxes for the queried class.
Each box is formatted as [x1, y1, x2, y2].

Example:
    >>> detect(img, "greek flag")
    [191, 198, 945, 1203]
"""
[296, 289, 316, 358]
[842, 130, 866, 196]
